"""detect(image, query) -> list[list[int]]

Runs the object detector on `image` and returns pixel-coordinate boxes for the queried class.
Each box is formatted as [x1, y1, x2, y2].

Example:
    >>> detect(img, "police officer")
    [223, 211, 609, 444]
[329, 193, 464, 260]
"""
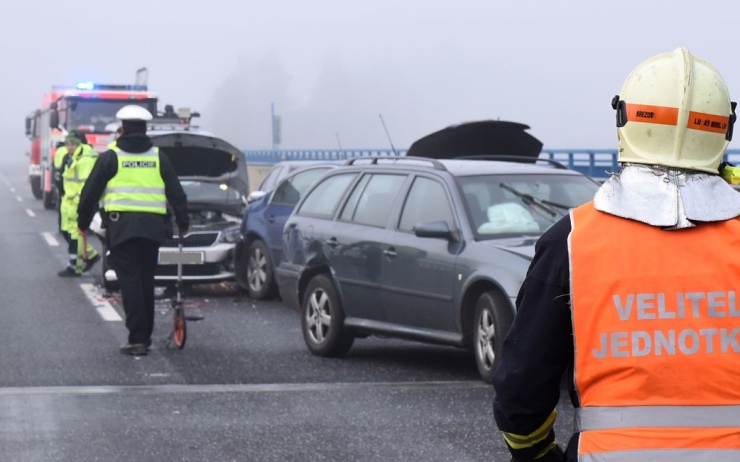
[77, 105, 189, 356]
[493, 48, 740, 461]
[57, 131, 100, 277]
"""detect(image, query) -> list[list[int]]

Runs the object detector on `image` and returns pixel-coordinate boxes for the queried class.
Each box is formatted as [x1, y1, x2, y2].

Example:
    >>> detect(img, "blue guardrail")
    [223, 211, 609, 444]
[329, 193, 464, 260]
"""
[243, 148, 740, 181]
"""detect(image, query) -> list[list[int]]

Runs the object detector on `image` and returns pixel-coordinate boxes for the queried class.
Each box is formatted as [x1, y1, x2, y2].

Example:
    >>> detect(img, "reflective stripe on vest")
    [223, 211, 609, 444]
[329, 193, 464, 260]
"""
[568, 202, 740, 460]
[102, 146, 166, 214]
[579, 449, 740, 462]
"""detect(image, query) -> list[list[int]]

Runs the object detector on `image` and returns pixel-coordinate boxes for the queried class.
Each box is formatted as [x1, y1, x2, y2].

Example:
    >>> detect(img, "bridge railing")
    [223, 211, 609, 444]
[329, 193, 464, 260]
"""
[243, 148, 740, 181]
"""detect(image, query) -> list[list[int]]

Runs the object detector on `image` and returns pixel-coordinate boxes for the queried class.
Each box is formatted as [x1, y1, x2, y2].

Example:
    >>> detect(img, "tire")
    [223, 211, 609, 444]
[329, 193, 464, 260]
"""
[473, 291, 514, 384]
[246, 239, 277, 300]
[233, 240, 249, 292]
[30, 176, 42, 199]
[42, 187, 55, 210]
[301, 274, 354, 357]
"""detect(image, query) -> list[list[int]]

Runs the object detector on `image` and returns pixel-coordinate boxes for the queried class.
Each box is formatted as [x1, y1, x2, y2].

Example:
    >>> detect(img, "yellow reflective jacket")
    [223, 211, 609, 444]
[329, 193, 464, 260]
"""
[101, 147, 166, 215]
[60, 144, 98, 232]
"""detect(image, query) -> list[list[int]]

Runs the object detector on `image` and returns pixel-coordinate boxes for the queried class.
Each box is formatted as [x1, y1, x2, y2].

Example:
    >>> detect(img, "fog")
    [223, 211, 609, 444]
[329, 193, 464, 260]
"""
[4, 0, 740, 156]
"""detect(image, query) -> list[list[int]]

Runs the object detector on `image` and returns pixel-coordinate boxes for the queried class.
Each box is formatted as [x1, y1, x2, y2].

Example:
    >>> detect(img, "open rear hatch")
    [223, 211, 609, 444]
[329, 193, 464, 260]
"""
[407, 120, 543, 161]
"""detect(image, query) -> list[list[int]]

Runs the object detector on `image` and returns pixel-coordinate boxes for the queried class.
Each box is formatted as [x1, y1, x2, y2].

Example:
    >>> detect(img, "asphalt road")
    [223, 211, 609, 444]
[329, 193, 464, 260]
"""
[0, 156, 575, 462]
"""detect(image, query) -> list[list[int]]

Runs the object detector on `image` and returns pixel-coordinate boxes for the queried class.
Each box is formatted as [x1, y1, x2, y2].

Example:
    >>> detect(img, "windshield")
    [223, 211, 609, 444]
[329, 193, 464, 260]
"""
[457, 173, 599, 238]
[181, 180, 244, 203]
[66, 98, 158, 133]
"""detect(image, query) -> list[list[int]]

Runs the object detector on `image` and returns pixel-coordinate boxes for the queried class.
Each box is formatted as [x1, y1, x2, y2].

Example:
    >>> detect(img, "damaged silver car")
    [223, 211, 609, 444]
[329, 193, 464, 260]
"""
[92, 130, 249, 292]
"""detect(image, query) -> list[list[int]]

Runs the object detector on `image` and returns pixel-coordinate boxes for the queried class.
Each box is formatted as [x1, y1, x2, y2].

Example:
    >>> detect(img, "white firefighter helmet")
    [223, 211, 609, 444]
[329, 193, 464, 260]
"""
[116, 105, 153, 121]
[612, 47, 736, 173]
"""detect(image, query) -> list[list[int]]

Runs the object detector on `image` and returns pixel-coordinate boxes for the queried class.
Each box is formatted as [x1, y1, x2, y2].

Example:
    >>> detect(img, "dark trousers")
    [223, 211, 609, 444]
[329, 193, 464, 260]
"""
[108, 238, 160, 345]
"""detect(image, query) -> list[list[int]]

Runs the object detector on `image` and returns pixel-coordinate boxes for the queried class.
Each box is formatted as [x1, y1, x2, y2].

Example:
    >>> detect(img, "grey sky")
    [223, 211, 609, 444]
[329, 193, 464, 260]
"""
[4, 1, 740, 156]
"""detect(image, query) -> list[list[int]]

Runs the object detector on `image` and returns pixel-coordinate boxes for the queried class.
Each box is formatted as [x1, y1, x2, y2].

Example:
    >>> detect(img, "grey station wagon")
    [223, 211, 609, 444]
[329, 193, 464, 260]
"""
[276, 156, 599, 382]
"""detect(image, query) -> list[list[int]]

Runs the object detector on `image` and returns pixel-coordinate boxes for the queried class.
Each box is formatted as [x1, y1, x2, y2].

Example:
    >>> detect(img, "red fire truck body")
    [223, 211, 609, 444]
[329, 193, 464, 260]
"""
[25, 82, 158, 208]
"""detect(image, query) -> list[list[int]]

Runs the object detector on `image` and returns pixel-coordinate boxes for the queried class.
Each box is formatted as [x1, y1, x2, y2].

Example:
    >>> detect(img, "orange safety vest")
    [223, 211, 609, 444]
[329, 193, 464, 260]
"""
[569, 202, 740, 461]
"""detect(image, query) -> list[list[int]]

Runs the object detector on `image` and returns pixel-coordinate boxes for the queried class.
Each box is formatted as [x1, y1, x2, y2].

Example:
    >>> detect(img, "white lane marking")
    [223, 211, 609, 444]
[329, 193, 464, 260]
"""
[0, 380, 488, 396]
[42, 232, 59, 246]
[16, 196, 22, 202]
[26, 209, 36, 217]
[80, 283, 122, 321]
[10, 187, 15, 193]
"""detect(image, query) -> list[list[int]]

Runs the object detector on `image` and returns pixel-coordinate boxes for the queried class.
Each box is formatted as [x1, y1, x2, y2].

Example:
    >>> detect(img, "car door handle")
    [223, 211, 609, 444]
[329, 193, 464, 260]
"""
[267, 215, 275, 223]
[324, 237, 339, 248]
[383, 248, 397, 258]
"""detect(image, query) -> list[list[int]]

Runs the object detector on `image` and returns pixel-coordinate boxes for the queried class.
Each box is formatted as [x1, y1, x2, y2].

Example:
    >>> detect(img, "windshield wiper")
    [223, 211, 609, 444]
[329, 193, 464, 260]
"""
[498, 183, 558, 218]
[539, 199, 573, 210]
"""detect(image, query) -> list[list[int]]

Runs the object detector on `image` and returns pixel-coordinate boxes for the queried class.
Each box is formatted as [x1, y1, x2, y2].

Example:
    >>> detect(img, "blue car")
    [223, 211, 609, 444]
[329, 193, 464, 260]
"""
[234, 163, 340, 299]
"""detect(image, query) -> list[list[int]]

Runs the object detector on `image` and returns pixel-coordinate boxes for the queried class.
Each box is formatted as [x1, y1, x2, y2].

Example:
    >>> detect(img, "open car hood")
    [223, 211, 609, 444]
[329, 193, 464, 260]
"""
[149, 132, 249, 195]
[407, 120, 543, 160]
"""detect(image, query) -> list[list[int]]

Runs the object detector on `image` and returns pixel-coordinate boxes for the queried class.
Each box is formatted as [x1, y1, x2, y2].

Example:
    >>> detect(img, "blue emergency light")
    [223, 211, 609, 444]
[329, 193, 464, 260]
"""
[73, 82, 148, 92]
[76, 82, 95, 90]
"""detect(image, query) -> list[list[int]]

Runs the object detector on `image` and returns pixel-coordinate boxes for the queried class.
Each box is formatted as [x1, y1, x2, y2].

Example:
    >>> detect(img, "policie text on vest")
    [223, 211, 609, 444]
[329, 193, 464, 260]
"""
[593, 292, 740, 358]
[121, 161, 157, 168]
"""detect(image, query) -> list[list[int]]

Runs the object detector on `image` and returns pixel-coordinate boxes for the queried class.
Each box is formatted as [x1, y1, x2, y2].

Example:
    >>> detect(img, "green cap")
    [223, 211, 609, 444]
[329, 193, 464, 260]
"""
[65, 130, 86, 144]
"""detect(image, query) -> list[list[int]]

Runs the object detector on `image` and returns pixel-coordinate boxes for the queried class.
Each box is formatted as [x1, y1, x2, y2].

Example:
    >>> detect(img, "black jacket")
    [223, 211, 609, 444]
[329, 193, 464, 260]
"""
[492, 216, 579, 461]
[77, 132, 190, 248]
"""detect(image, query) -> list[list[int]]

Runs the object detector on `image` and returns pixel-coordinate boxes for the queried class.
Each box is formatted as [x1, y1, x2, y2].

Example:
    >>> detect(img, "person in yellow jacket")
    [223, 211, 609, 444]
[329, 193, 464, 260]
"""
[57, 131, 100, 277]
[493, 48, 740, 461]
[52, 142, 70, 232]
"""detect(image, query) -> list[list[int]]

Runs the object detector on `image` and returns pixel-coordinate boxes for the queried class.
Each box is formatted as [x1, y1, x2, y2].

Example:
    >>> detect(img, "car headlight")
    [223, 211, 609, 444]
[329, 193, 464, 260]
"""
[219, 226, 242, 244]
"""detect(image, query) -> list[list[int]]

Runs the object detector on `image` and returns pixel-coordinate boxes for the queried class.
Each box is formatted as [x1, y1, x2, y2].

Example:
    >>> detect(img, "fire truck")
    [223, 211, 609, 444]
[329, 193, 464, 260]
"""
[24, 78, 158, 209]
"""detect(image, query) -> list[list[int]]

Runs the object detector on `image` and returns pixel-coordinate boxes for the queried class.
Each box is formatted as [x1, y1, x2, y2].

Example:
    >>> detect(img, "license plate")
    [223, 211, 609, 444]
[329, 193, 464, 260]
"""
[158, 251, 205, 265]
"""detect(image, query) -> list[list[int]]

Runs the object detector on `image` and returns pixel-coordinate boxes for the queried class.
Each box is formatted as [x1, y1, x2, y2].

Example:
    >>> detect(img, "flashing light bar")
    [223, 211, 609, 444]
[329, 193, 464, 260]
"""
[73, 82, 149, 91]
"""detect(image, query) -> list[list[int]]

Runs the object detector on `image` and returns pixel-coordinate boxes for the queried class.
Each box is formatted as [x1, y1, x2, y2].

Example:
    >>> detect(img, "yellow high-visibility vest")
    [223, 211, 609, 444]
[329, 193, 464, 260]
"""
[101, 146, 166, 214]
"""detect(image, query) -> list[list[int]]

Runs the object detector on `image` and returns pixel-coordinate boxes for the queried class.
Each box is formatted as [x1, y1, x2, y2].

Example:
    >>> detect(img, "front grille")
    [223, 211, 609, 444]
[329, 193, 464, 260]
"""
[163, 232, 219, 248]
[156, 262, 223, 277]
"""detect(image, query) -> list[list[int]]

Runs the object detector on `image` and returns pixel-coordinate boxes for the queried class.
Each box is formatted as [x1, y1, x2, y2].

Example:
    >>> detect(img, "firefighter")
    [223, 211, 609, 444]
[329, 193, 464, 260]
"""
[57, 131, 100, 277]
[492, 47, 740, 461]
[77, 105, 189, 356]
[52, 141, 71, 233]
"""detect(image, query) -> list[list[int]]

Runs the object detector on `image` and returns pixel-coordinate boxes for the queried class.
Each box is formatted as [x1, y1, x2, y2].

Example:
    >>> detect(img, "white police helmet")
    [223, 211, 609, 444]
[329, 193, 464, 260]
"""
[612, 47, 736, 173]
[116, 105, 153, 121]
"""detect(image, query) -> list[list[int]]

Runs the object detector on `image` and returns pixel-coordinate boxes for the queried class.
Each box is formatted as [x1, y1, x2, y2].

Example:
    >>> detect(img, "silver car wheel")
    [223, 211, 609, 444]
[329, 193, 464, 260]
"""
[476, 307, 496, 371]
[305, 289, 331, 344]
[473, 291, 513, 383]
[247, 246, 267, 292]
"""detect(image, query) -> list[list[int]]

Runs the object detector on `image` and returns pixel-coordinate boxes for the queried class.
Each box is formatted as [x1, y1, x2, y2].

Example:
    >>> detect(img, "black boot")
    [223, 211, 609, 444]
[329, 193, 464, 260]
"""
[57, 266, 81, 278]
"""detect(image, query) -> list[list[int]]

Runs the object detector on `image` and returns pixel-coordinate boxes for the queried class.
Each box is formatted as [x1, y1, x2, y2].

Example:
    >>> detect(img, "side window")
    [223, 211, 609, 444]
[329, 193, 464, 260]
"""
[398, 177, 455, 231]
[259, 165, 283, 191]
[340, 173, 406, 227]
[297, 173, 357, 218]
[271, 168, 331, 206]
[339, 175, 371, 221]
[271, 177, 300, 206]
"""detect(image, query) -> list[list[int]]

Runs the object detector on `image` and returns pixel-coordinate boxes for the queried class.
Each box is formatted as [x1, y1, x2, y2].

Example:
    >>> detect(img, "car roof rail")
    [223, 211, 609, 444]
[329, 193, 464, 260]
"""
[344, 156, 448, 171]
[456, 154, 568, 170]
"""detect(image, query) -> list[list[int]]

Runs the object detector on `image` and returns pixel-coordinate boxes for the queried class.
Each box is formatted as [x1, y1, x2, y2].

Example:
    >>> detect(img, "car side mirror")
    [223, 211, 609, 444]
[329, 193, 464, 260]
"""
[413, 220, 459, 241]
[49, 110, 59, 129]
[247, 190, 267, 203]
